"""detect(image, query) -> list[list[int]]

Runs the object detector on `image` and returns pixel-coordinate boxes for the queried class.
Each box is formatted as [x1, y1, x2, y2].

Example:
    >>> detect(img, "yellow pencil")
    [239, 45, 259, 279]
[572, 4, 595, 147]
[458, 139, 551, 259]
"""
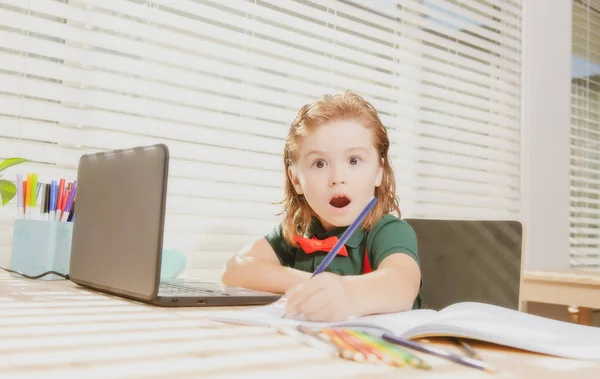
[321, 328, 365, 362]
[30, 173, 38, 217]
[353, 330, 430, 369]
[335, 329, 381, 364]
[345, 329, 404, 367]
[25, 173, 32, 218]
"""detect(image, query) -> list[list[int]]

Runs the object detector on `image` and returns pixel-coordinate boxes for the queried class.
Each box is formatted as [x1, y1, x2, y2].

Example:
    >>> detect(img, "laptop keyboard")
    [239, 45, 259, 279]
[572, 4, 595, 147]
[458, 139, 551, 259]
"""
[158, 282, 229, 297]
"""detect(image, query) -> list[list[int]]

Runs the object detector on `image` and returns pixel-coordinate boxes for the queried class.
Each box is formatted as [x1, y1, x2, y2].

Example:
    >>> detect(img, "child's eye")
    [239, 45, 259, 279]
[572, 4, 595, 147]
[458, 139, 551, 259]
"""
[348, 156, 360, 165]
[312, 159, 326, 168]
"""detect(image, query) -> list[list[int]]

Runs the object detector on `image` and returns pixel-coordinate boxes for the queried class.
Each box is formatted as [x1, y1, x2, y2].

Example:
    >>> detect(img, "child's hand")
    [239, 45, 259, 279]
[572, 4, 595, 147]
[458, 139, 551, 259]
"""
[284, 272, 354, 322]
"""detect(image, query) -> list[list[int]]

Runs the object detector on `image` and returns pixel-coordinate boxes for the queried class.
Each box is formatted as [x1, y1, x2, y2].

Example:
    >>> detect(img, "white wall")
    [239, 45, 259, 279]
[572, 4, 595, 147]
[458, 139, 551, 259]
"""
[521, 0, 572, 270]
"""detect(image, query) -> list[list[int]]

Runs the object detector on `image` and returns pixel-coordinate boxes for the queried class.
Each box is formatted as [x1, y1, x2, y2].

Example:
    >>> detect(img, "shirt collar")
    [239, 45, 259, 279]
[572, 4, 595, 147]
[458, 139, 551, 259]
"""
[306, 218, 365, 248]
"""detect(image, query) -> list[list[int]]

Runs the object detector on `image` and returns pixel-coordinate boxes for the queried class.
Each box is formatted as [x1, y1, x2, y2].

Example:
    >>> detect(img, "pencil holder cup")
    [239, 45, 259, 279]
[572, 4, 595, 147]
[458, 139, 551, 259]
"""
[9, 219, 73, 280]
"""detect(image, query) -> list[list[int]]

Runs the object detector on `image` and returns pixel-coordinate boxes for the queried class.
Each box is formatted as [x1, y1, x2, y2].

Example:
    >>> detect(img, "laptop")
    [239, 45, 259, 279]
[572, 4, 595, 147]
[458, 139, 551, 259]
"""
[69, 144, 281, 307]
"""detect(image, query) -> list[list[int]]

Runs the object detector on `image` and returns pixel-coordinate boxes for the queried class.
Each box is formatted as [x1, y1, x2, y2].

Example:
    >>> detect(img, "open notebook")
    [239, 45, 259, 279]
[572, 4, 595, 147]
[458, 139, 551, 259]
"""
[210, 301, 600, 362]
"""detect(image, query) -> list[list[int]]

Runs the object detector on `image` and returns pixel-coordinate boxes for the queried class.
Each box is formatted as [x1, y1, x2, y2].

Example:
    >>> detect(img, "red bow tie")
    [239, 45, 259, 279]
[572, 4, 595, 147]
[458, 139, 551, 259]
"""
[293, 235, 349, 257]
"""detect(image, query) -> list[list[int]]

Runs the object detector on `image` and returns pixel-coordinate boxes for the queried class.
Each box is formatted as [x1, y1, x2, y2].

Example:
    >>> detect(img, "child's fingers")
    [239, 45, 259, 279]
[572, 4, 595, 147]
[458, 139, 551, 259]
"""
[285, 279, 328, 316]
[285, 286, 320, 315]
[284, 283, 301, 299]
[304, 305, 337, 322]
[296, 289, 331, 317]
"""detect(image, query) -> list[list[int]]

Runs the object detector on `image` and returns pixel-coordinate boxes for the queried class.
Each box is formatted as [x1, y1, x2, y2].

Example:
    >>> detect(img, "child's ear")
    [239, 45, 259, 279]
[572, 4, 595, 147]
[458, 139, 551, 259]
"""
[375, 159, 384, 187]
[288, 165, 303, 195]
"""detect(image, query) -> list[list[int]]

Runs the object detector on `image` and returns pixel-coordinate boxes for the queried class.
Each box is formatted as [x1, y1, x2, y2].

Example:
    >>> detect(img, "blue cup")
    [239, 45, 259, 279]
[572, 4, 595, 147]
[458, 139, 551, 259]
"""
[9, 219, 186, 280]
[10, 219, 73, 280]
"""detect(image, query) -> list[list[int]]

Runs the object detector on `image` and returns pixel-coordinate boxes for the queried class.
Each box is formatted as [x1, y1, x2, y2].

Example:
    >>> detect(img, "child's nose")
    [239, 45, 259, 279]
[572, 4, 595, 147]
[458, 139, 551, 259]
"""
[329, 166, 346, 186]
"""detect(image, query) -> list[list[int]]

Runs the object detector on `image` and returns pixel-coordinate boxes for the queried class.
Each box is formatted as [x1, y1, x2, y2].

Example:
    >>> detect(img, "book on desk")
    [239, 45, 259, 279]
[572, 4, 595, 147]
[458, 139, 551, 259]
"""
[210, 301, 600, 362]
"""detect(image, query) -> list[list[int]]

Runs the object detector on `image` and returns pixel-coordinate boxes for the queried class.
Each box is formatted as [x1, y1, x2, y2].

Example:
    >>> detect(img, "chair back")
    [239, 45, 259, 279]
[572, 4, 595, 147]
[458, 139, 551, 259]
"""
[404, 219, 523, 311]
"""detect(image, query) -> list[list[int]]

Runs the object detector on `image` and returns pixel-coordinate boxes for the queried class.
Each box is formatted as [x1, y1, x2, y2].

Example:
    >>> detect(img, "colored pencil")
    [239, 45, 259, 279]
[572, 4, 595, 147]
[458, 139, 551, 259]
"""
[351, 330, 429, 369]
[382, 333, 495, 373]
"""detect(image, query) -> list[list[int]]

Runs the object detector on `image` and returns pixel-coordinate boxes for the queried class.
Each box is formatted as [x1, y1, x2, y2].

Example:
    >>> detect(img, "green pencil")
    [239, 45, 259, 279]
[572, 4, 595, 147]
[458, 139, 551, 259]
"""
[353, 330, 431, 370]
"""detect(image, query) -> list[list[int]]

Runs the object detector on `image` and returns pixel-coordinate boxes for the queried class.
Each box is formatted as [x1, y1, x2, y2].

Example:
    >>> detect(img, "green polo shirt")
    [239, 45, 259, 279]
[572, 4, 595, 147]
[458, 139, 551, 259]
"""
[265, 214, 422, 309]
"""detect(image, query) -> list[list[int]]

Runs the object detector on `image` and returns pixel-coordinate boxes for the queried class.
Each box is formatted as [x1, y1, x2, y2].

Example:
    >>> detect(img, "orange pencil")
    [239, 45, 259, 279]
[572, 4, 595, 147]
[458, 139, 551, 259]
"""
[22, 180, 27, 216]
[25, 173, 32, 218]
[321, 328, 365, 362]
[334, 329, 381, 364]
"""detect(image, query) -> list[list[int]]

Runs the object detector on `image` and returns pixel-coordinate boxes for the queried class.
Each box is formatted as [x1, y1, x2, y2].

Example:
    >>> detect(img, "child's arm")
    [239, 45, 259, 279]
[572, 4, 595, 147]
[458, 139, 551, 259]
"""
[221, 237, 310, 294]
[285, 253, 420, 321]
[344, 253, 421, 314]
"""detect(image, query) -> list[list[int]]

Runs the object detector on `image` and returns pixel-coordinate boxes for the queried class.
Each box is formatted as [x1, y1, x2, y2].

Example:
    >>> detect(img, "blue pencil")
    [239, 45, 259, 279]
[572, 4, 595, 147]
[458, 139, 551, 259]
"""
[312, 196, 377, 277]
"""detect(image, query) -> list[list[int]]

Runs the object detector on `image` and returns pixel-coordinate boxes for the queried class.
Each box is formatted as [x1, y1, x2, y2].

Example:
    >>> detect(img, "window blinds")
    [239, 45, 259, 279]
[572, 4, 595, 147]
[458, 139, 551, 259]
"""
[0, 0, 522, 273]
[571, 0, 600, 268]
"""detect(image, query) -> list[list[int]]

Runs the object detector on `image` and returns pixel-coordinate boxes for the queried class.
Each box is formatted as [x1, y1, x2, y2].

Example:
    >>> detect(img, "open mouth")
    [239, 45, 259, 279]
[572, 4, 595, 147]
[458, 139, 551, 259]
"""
[329, 195, 351, 208]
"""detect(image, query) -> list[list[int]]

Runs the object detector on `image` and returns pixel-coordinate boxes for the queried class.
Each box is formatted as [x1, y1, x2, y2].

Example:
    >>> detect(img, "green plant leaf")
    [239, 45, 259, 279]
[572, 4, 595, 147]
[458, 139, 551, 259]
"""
[0, 158, 28, 173]
[0, 179, 17, 206]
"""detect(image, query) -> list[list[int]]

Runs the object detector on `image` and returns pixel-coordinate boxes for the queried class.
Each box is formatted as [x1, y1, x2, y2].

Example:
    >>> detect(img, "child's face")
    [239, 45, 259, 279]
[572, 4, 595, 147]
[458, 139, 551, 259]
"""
[289, 119, 383, 231]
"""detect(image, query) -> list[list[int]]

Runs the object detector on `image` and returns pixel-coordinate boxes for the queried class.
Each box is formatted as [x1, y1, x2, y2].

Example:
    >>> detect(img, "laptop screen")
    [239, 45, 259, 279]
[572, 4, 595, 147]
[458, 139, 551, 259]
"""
[69, 144, 169, 302]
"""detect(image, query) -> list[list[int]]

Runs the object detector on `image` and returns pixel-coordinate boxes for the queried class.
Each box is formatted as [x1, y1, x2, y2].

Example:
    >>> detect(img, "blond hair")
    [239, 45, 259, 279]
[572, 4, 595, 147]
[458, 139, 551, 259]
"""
[279, 90, 401, 246]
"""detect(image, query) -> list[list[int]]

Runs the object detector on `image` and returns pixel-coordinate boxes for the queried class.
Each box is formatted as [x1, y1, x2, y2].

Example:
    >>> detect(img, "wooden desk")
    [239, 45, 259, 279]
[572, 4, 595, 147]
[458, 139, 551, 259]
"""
[2, 273, 600, 379]
[522, 269, 600, 325]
